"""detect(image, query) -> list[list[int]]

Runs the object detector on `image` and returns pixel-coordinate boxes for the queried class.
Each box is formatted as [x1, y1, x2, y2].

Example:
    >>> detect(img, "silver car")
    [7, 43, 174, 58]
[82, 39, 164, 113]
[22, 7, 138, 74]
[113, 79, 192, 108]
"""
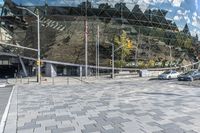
[158, 70, 180, 80]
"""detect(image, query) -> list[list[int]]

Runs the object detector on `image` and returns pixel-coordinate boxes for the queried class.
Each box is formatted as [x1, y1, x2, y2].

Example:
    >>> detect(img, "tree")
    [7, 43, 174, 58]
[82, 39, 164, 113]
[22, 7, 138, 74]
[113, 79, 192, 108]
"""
[182, 23, 191, 36]
[148, 59, 156, 68]
[184, 37, 192, 49]
[176, 32, 193, 49]
[196, 34, 199, 41]
[114, 30, 133, 67]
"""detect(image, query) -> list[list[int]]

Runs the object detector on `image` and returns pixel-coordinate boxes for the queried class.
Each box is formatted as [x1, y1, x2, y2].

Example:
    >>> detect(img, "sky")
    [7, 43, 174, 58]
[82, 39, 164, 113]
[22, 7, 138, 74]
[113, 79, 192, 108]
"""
[0, 0, 3, 5]
[1, 0, 200, 39]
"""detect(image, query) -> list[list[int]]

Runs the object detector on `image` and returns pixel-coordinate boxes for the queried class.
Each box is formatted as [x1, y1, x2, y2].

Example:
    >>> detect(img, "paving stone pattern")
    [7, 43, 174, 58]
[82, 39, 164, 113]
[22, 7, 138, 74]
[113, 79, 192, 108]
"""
[4, 79, 200, 133]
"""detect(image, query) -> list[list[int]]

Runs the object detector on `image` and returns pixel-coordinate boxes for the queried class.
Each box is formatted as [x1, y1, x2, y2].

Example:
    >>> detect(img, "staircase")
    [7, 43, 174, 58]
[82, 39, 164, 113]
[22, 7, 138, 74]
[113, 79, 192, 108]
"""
[40, 16, 66, 32]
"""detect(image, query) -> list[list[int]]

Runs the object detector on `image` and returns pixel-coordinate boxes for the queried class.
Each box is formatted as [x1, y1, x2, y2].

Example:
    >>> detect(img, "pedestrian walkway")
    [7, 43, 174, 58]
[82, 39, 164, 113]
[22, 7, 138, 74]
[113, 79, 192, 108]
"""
[3, 78, 200, 133]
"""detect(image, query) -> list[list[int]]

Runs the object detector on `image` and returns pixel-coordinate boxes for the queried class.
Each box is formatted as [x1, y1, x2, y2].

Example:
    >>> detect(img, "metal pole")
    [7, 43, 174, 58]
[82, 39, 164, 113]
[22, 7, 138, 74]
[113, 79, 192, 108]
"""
[112, 44, 114, 79]
[67, 77, 69, 85]
[28, 77, 30, 84]
[169, 46, 172, 70]
[52, 77, 55, 85]
[37, 15, 41, 83]
[80, 66, 82, 82]
[15, 76, 17, 83]
[85, 0, 88, 78]
[20, 76, 22, 83]
[95, 30, 98, 78]
[15, 7, 41, 83]
[97, 25, 100, 77]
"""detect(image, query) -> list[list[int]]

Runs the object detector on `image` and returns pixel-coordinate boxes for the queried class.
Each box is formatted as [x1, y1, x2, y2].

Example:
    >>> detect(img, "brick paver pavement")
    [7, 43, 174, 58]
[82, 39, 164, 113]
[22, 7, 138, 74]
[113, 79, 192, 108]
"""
[3, 78, 200, 133]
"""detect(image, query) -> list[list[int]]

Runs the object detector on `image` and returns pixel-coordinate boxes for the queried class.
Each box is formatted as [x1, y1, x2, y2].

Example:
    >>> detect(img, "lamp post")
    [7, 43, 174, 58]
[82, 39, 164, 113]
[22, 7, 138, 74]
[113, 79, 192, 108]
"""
[85, 0, 88, 78]
[17, 6, 41, 83]
[96, 25, 100, 78]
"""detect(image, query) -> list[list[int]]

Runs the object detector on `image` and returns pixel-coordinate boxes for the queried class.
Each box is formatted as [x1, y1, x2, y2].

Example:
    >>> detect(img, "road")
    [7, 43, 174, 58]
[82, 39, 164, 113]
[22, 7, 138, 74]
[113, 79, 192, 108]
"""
[0, 86, 12, 121]
[3, 78, 200, 133]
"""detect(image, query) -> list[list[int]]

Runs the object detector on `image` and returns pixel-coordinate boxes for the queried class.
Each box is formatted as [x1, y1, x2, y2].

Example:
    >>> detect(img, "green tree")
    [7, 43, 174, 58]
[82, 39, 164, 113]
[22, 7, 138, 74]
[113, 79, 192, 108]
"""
[184, 37, 192, 49]
[176, 33, 193, 49]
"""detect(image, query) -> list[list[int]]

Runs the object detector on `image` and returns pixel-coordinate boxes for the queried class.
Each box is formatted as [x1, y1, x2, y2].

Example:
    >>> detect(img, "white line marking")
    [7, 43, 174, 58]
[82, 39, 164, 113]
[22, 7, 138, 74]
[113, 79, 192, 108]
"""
[0, 86, 15, 133]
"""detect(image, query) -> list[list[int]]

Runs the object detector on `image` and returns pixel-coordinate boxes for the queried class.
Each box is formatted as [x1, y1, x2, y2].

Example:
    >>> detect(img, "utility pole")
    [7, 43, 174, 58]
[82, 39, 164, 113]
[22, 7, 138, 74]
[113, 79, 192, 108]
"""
[97, 25, 100, 77]
[120, 0, 124, 71]
[85, 0, 88, 78]
[96, 31, 98, 78]
[16, 6, 41, 83]
[37, 14, 41, 83]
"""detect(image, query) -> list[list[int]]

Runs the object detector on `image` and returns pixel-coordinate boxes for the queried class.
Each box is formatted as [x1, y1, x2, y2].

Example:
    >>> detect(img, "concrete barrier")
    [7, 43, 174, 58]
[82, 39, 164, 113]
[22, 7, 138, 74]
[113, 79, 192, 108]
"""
[139, 70, 165, 77]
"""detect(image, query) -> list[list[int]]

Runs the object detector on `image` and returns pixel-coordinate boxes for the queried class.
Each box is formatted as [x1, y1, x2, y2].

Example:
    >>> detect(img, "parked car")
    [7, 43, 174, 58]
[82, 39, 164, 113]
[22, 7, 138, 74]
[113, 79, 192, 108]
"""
[178, 70, 200, 81]
[158, 70, 180, 80]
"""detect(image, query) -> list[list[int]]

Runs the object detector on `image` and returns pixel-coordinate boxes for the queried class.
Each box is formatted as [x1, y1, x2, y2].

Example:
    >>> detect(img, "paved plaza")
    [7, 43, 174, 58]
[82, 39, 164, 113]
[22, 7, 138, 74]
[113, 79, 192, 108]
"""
[3, 78, 200, 133]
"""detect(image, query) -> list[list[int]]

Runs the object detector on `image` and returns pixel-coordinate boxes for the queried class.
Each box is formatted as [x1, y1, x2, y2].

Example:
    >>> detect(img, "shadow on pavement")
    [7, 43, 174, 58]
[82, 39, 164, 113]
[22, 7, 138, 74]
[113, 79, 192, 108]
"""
[148, 78, 159, 80]
[141, 92, 182, 96]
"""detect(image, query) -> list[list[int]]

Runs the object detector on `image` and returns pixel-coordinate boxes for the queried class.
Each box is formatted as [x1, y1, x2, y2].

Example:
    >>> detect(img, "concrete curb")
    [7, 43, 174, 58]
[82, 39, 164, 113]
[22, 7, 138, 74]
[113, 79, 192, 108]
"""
[0, 86, 15, 133]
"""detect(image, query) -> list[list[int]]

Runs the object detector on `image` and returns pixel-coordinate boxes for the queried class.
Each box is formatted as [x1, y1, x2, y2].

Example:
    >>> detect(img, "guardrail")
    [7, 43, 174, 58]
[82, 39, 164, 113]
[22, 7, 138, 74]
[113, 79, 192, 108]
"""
[11, 76, 88, 85]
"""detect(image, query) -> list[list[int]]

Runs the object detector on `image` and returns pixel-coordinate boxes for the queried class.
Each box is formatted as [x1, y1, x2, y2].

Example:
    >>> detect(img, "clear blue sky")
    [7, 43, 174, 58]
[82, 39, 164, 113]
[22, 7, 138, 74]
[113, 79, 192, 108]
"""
[0, 0, 3, 4]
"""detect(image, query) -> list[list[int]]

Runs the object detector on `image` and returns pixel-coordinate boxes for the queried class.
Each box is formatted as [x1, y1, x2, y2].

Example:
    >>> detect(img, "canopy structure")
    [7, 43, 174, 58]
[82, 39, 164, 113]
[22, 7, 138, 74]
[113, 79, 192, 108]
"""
[1, 0, 179, 31]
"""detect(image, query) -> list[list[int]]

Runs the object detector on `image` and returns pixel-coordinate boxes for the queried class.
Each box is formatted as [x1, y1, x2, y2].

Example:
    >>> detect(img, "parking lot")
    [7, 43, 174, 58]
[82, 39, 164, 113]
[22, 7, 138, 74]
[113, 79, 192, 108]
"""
[2, 77, 200, 133]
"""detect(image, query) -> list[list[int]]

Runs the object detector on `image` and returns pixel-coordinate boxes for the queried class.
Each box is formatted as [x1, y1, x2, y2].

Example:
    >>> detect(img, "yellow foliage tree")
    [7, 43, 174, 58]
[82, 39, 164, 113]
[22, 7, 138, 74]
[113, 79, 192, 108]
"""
[147, 59, 156, 68]
[114, 30, 133, 66]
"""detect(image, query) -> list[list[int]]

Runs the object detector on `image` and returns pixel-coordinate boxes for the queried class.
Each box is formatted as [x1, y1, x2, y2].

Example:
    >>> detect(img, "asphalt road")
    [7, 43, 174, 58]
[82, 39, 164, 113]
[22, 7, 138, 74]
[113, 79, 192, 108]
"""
[0, 86, 12, 121]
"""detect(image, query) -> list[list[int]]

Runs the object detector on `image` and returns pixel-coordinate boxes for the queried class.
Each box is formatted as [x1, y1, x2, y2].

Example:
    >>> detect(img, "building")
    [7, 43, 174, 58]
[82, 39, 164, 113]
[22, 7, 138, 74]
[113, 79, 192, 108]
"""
[0, 0, 199, 77]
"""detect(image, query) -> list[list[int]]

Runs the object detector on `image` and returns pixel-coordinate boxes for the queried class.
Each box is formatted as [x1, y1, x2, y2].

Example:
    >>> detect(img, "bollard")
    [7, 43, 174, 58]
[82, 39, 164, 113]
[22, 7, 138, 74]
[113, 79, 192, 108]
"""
[80, 66, 82, 83]
[52, 77, 55, 85]
[20, 76, 22, 84]
[5, 76, 8, 84]
[67, 77, 69, 85]
[28, 77, 30, 84]
[40, 75, 42, 85]
[15, 76, 18, 83]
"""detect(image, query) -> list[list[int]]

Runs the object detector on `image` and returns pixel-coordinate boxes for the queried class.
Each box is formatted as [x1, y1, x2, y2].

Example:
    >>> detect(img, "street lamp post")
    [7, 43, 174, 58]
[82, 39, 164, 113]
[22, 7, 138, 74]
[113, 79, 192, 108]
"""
[96, 25, 100, 78]
[85, 0, 88, 78]
[17, 6, 41, 83]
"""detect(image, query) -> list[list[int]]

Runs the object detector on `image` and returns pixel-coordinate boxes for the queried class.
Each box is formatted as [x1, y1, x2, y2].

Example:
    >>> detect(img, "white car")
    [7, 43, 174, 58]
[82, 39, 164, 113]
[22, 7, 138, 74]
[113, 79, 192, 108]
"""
[158, 70, 180, 80]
